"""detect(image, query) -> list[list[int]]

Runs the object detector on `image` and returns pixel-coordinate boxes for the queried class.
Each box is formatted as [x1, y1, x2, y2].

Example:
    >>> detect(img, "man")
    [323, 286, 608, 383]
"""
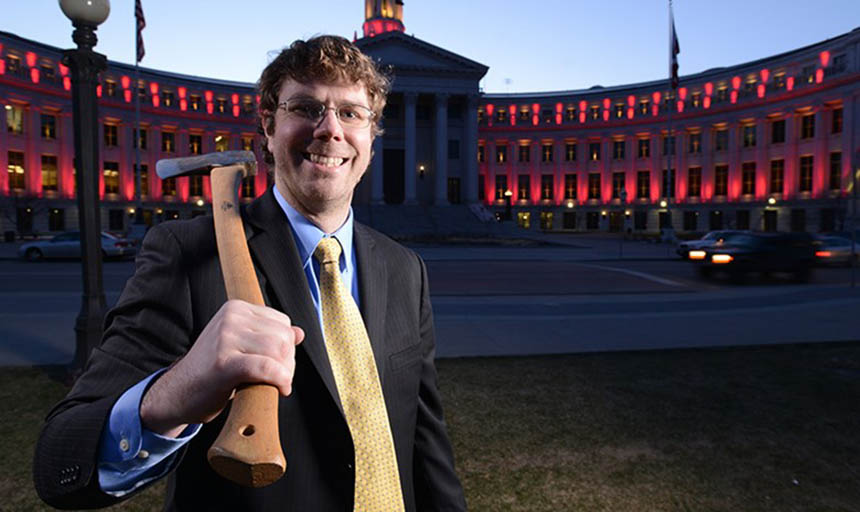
[34, 35, 466, 511]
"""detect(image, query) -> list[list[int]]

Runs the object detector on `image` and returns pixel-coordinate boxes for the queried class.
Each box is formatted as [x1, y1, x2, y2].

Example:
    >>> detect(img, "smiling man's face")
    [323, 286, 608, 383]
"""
[265, 79, 373, 228]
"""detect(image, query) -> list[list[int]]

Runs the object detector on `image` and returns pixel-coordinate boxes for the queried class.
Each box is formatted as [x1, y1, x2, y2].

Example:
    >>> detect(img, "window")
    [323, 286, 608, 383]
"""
[104, 124, 118, 147]
[541, 175, 553, 200]
[563, 211, 576, 229]
[742, 125, 756, 147]
[799, 155, 813, 192]
[104, 161, 119, 194]
[162, 176, 177, 196]
[637, 171, 650, 198]
[662, 136, 675, 156]
[803, 65, 815, 84]
[189, 134, 203, 155]
[832, 108, 843, 134]
[216, 99, 227, 114]
[242, 176, 256, 198]
[790, 209, 806, 232]
[613, 140, 625, 160]
[714, 165, 728, 196]
[133, 128, 148, 150]
[587, 173, 600, 200]
[41, 114, 56, 139]
[105, 80, 117, 97]
[770, 159, 784, 194]
[162, 131, 175, 152]
[820, 208, 836, 233]
[771, 119, 785, 144]
[495, 175, 507, 200]
[41, 155, 58, 192]
[190, 175, 204, 196]
[7, 151, 25, 190]
[162, 91, 175, 107]
[541, 143, 553, 163]
[478, 175, 485, 200]
[691, 93, 701, 108]
[6, 55, 21, 74]
[830, 152, 842, 190]
[639, 100, 649, 115]
[589, 142, 600, 161]
[688, 133, 701, 154]
[742, 162, 756, 195]
[242, 136, 254, 152]
[135, 164, 148, 197]
[518, 144, 530, 163]
[566, 106, 576, 121]
[496, 145, 507, 164]
[49, 208, 65, 231]
[565, 143, 576, 162]
[736, 210, 750, 230]
[612, 172, 625, 199]
[215, 134, 229, 153]
[614, 104, 624, 119]
[709, 210, 724, 230]
[495, 108, 508, 123]
[683, 211, 698, 231]
[540, 211, 553, 230]
[6, 105, 24, 135]
[688, 167, 702, 197]
[448, 139, 460, 160]
[590, 106, 600, 120]
[715, 129, 728, 151]
[662, 168, 676, 198]
[518, 107, 530, 122]
[517, 174, 530, 200]
[564, 174, 577, 199]
[189, 95, 201, 111]
[634, 210, 647, 230]
[800, 114, 815, 139]
[638, 138, 650, 158]
[586, 211, 600, 230]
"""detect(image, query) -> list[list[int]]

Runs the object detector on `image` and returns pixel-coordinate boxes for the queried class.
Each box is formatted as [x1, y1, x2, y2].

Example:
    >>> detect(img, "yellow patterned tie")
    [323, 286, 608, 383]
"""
[314, 237, 405, 512]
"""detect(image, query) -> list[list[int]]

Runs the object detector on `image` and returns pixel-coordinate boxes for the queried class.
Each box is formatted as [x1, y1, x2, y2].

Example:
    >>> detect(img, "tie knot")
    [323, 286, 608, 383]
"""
[314, 237, 342, 265]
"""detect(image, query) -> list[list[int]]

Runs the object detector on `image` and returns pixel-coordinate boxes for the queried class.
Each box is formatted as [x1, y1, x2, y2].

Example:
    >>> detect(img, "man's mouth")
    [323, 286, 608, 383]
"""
[304, 152, 348, 168]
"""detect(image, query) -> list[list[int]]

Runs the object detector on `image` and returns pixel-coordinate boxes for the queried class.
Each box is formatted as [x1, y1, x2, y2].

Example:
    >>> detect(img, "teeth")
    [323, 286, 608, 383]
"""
[308, 153, 346, 167]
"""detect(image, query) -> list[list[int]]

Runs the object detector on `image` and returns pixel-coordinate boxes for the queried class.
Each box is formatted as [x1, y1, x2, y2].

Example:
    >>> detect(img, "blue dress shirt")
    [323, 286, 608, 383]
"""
[97, 185, 358, 494]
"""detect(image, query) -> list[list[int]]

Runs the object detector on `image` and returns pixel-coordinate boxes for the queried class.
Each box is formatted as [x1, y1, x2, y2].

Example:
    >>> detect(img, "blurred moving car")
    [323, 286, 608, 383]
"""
[677, 230, 745, 259]
[689, 232, 816, 282]
[19, 231, 137, 261]
[815, 235, 858, 266]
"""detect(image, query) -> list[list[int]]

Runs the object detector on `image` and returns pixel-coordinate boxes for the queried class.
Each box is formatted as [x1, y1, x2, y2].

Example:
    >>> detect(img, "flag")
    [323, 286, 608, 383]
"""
[669, 3, 680, 89]
[135, 0, 146, 63]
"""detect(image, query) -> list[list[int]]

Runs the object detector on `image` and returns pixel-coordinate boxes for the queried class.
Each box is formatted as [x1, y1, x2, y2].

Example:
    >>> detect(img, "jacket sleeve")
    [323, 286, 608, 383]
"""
[33, 223, 196, 509]
[411, 255, 468, 511]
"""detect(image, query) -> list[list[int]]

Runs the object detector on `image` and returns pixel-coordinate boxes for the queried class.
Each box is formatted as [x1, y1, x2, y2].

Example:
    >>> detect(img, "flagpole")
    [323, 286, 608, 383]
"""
[665, 0, 676, 249]
[133, 1, 144, 227]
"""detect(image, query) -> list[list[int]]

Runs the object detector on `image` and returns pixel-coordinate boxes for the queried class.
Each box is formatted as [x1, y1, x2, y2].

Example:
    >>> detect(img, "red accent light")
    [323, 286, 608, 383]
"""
[232, 93, 240, 105]
[601, 98, 609, 110]
[627, 95, 635, 107]
[64, 77, 72, 91]
[703, 96, 711, 109]
[0, 60, 5, 75]
[757, 84, 765, 98]
[815, 69, 824, 83]
[121, 75, 131, 89]
[627, 107, 634, 120]
[579, 112, 586, 123]
[255, 95, 260, 104]
[760, 69, 770, 83]
[149, 82, 159, 95]
[204, 90, 213, 102]
[787, 76, 795, 91]
[652, 91, 661, 104]
[124, 90, 132, 103]
[730, 90, 738, 104]
[704, 82, 714, 95]
[25, 52, 36, 67]
[96, 84, 102, 97]
[579, 100, 587, 111]
[206, 102, 214, 115]
[732, 76, 741, 90]
[178, 86, 187, 98]
[820, 50, 830, 67]
[152, 95, 160, 107]
[678, 87, 687, 100]
[485, 103, 494, 116]
[602, 109, 609, 121]
[532, 103, 540, 114]
[676, 100, 684, 113]
[232, 105, 240, 117]
[59, 63, 68, 76]
[30, 68, 39, 84]
[652, 105, 659, 117]
[180, 99, 188, 111]
[509, 104, 516, 127]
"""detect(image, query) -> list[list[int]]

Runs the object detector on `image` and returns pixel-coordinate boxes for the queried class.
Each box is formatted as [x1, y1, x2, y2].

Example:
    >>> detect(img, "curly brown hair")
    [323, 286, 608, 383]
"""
[257, 35, 390, 165]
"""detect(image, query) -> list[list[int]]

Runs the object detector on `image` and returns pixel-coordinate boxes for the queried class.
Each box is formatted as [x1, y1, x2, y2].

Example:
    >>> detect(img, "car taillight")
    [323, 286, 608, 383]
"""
[688, 250, 706, 260]
[712, 254, 733, 264]
[815, 250, 831, 258]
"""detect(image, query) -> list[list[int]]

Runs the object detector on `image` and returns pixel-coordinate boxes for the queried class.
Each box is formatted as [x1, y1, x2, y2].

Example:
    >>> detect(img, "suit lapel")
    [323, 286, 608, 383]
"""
[244, 189, 342, 412]
[354, 223, 389, 385]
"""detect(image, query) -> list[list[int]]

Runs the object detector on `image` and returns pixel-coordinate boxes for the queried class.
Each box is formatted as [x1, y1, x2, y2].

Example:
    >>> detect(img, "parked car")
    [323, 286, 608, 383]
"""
[677, 230, 745, 259]
[690, 232, 816, 282]
[815, 235, 858, 266]
[19, 231, 137, 261]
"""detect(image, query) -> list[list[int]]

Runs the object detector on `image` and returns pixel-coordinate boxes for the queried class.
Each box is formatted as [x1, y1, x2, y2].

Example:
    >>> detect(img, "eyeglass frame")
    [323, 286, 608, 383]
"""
[275, 98, 377, 129]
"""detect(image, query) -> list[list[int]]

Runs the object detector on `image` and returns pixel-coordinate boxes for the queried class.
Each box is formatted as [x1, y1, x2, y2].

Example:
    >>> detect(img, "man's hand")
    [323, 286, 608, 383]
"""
[140, 300, 304, 437]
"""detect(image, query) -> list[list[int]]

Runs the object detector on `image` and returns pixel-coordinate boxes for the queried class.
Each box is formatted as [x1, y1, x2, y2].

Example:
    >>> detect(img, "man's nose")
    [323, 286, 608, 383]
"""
[314, 108, 344, 140]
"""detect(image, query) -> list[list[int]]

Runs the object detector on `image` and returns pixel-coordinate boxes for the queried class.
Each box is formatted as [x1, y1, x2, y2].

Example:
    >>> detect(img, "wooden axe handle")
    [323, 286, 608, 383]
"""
[207, 164, 286, 487]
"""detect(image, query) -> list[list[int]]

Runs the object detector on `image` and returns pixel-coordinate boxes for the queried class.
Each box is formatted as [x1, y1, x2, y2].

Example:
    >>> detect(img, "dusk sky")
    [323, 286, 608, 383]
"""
[4, 1, 859, 93]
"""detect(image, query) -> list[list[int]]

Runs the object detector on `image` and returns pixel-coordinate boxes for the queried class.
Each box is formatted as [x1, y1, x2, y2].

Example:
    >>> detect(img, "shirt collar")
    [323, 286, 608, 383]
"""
[273, 185, 354, 268]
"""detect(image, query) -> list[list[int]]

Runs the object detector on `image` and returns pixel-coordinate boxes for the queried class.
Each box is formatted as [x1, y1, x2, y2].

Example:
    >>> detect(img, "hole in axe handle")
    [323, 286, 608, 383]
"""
[241, 425, 256, 437]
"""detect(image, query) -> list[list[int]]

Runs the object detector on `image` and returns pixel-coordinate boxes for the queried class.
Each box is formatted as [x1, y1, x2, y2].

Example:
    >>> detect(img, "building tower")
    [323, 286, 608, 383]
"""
[363, 0, 404, 37]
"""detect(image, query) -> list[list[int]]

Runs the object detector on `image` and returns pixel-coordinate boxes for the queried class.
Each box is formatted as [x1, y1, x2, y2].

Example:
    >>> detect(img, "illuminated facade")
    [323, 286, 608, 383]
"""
[1, 12, 858, 236]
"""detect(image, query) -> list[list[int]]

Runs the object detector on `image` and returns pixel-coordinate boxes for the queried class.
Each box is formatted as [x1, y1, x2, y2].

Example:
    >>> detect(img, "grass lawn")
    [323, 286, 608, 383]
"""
[6, 342, 860, 511]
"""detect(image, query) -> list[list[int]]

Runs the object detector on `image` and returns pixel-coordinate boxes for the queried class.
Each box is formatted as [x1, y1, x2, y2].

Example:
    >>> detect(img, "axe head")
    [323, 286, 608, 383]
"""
[156, 150, 258, 179]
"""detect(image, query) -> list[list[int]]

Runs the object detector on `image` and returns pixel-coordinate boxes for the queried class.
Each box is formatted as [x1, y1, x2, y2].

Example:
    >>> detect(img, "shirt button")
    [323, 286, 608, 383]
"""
[138, 450, 150, 459]
[119, 438, 130, 452]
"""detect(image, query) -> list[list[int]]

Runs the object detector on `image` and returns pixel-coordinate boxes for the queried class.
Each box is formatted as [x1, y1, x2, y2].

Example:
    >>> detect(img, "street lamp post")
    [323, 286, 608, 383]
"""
[60, 0, 111, 374]
[504, 189, 513, 221]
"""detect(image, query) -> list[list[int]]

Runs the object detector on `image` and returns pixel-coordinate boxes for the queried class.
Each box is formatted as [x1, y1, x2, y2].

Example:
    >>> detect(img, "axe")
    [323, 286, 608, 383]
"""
[156, 150, 285, 487]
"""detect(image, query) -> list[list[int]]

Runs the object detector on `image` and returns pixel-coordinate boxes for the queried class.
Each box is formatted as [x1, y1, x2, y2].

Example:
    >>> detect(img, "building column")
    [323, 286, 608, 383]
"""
[464, 93, 479, 204]
[701, 126, 713, 201]
[403, 92, 417, 204]
[728, 121, 740, 201]
[371, 135, 384, 204]
[840, 101, 853, 193]
[814, 108, 827, 197]
[785, 113, 797, 200]
[26, 106, 42, 195]
[434, 93, 449, 205]
[755, 119, 767, 200]
[650, 132, 660, 202]
[677, 128, 687, 201]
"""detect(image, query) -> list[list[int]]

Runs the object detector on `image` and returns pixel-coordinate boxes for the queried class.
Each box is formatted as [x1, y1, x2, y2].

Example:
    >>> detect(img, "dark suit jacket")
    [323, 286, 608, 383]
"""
[33, 188, 466, 511]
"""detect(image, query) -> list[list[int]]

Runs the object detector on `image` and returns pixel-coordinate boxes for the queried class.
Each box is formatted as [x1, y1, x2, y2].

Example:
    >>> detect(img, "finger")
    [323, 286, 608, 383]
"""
[292, 326, 305, 345]
[231, 354, 294, 396]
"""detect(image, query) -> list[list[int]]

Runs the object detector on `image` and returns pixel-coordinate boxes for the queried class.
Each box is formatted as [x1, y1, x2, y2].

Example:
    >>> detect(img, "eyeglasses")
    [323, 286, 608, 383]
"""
[277, 99, 376, 128]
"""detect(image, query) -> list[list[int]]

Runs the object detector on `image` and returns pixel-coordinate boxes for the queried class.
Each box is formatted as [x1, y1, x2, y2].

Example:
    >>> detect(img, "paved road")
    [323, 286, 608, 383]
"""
[1, 237, 858, 365]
